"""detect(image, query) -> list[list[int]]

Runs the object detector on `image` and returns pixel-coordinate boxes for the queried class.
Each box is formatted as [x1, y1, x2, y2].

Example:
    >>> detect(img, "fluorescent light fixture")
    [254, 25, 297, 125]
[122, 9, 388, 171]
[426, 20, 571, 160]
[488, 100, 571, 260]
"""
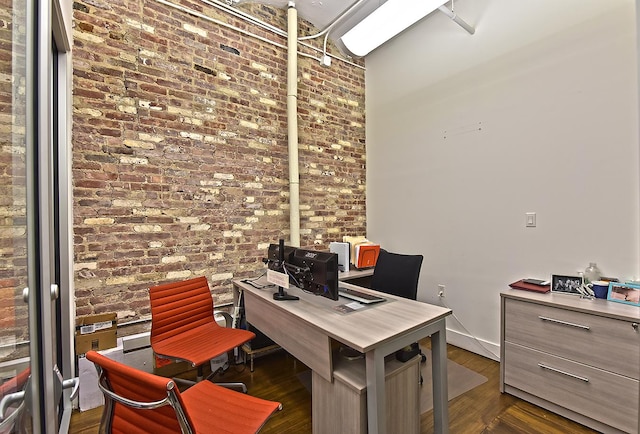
[341, 0, 448, 57]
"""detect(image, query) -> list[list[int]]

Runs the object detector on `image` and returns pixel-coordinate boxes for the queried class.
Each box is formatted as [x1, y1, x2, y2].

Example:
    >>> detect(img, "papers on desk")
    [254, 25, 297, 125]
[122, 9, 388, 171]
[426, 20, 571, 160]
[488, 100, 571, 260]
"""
[334, 301, 366, 314]
[342, 236, 380, 269]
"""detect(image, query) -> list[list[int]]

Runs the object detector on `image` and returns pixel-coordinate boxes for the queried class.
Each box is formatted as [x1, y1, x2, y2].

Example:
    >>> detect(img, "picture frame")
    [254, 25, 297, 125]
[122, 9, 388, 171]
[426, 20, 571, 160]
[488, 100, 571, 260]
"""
[551, 274, 584, 295]
[606, 281, 640, 306]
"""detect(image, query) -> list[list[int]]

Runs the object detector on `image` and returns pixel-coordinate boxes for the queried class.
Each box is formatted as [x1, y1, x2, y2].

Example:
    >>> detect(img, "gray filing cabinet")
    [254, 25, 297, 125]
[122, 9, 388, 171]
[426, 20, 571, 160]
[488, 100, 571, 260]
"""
[500, 290, 639, 434]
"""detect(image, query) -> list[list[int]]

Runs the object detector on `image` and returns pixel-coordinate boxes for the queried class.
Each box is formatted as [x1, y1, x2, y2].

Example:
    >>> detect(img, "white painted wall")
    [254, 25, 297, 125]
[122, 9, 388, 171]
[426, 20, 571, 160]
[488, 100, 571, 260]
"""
[365, 0, 640, 360]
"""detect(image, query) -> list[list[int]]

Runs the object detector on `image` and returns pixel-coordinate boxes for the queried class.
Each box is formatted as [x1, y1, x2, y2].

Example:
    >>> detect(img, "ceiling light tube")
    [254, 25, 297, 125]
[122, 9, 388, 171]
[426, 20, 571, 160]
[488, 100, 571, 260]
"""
[340, 0, 448, 57]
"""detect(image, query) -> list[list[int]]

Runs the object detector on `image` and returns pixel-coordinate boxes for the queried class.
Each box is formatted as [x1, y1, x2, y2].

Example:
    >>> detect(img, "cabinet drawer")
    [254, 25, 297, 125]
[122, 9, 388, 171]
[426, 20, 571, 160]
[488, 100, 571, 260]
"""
[504, 298, 640, 379]
[504, 342, 639, 434]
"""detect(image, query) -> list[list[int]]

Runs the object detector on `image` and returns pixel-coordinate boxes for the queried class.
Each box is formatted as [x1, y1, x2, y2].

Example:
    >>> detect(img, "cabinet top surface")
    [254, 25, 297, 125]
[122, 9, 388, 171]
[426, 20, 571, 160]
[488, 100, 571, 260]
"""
[501, 289, 640, 321]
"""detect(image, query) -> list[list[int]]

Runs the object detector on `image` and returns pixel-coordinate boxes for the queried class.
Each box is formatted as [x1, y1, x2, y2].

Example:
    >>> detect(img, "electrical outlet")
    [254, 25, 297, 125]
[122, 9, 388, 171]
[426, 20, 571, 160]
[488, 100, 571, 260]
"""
[438, 284, 445, 297]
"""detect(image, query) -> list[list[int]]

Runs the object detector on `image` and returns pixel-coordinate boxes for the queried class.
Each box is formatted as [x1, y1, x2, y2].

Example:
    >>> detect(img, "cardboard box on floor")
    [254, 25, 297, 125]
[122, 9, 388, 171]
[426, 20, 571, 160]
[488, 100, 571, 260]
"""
[75, 313, 117, 356]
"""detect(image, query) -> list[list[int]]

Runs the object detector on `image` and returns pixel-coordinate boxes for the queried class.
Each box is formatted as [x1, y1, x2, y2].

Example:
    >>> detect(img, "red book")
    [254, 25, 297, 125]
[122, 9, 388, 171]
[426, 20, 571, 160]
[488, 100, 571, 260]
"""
[509, 279, 550, 293]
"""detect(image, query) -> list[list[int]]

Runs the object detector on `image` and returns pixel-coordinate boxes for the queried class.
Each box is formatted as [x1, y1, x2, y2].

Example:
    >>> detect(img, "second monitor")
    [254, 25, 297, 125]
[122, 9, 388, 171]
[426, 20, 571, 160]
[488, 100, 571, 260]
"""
[290, 248, 339, 301]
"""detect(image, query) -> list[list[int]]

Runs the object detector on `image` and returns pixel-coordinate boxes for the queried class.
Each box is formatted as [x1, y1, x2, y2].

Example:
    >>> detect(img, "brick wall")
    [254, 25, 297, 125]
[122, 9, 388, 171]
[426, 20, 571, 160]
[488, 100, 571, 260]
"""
[72, 0, 367, 324]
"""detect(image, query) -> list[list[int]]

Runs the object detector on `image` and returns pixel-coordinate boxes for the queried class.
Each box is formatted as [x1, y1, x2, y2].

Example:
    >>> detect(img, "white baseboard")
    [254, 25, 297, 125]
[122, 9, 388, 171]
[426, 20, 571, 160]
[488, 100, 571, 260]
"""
[445, 328, 501, 362]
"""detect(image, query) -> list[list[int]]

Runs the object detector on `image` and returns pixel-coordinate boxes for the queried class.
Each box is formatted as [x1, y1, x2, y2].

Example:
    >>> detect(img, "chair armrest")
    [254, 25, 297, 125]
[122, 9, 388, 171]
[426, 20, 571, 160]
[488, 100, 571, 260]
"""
[96, 380, 171, 410]
[214, 311, 233, 328]
[0, 400, 25, 431]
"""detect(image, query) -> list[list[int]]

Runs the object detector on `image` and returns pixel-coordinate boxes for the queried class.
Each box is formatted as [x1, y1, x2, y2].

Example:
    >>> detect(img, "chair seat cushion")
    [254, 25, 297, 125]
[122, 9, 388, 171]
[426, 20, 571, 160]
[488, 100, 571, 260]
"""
[153, 322, 255, 367]
[182, 380, 281, 433]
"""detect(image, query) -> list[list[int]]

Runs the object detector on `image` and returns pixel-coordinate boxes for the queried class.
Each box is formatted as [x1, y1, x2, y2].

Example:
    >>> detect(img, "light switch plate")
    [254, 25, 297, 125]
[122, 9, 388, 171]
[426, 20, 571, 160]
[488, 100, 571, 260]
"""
[525, 212, 536, 227]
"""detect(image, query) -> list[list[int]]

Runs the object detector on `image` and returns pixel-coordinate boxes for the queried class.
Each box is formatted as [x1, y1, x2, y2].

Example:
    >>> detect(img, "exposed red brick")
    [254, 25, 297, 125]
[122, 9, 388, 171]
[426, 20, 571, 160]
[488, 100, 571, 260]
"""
[70, 1, 366, 325]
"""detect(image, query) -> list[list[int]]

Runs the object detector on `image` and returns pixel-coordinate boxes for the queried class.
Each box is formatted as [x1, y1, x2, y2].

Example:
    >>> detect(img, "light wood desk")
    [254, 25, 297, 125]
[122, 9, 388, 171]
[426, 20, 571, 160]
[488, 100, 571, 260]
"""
[338, 266, 374, 281]
[239, 268, 374, 371]
[233, 278, 452, 434]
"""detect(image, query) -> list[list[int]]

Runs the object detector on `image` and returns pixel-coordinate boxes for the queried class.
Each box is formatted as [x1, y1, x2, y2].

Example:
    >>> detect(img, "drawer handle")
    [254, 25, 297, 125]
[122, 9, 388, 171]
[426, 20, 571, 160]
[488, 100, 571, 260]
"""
[538, 316, 590, 330]
[538, 363, 590, 382]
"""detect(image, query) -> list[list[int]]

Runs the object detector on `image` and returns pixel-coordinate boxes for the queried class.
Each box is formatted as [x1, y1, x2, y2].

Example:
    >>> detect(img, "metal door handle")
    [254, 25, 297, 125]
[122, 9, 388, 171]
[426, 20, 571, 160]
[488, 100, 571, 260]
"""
[21, 285, 59, 302]
[62, 377, 80, 400]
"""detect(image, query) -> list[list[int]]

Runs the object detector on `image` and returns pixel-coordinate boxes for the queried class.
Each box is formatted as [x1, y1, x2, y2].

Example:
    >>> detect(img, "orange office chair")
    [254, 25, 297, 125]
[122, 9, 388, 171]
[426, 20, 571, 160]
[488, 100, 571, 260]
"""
[149, 276, 255, 388]
[86, 350, 282, 434]
[0, 367, 31, 434]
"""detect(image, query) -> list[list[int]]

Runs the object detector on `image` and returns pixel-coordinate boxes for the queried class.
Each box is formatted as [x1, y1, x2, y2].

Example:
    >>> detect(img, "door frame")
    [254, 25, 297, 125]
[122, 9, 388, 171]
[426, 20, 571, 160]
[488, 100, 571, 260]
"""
[25, 0, 74, 431]
[52, 0, 76, 428]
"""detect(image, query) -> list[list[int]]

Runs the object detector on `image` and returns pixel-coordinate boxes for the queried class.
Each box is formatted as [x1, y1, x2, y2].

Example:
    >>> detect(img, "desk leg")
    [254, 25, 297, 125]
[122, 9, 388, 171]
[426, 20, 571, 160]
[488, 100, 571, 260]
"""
[431, 321, 449, 434]
[365, 349, 386, 434]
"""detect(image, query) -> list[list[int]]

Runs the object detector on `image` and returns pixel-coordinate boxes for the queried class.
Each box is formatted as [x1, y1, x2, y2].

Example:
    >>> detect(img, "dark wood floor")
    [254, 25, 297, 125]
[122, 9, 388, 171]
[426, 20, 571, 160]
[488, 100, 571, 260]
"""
[69, 339, 598, 433]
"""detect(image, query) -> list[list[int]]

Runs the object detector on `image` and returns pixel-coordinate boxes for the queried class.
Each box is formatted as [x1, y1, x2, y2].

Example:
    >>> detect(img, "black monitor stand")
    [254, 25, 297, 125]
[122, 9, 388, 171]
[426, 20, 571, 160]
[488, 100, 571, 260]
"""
[273, 239, 299, 301]
[273, 286, 299, 301]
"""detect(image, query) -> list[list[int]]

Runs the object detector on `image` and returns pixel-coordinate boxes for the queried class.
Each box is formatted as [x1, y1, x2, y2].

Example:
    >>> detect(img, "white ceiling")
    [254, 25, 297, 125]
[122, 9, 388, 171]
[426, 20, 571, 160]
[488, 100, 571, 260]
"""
[235, 0, 386, 43]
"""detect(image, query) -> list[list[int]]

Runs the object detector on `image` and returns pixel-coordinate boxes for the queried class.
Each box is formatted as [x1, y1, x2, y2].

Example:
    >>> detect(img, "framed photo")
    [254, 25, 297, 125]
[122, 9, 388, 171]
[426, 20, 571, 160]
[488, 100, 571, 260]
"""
[551, 274, 584, 295]
[606, 282, 640, 306]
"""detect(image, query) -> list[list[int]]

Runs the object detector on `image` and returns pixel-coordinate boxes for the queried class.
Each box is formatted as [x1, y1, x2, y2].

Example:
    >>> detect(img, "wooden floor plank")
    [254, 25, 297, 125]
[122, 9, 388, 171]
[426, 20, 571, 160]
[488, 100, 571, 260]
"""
[70, 340, 598, 433]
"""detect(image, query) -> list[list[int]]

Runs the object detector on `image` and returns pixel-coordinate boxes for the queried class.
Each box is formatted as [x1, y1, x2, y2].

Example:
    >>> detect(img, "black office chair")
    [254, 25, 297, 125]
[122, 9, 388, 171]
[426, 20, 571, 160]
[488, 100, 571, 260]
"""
[371, 249, 423, 300]
[371, 249, 427, 366]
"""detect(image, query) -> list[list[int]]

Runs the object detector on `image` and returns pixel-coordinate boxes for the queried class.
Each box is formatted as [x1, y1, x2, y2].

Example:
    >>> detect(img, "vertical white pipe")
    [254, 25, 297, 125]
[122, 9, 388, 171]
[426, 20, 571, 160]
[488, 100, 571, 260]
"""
[287, 2, 301, 247]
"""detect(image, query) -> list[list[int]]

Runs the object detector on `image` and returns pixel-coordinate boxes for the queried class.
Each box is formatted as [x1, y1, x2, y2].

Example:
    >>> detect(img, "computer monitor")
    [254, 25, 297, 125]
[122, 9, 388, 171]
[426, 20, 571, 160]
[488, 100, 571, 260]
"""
[266, 243, 296, 272]
[289, 248, 339, 301]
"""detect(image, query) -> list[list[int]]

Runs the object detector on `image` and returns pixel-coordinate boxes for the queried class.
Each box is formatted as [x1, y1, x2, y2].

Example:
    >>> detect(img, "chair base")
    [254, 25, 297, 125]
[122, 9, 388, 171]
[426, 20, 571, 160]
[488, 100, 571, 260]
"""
[172, 359, 249, 393]
[173, 376, 249, 393]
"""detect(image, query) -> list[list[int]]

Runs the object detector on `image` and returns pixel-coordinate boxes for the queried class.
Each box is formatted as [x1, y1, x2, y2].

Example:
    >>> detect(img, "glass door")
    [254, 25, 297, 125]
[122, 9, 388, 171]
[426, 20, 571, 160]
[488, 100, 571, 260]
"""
[0, 0, 75, 432]
[0, 1, 34, 432]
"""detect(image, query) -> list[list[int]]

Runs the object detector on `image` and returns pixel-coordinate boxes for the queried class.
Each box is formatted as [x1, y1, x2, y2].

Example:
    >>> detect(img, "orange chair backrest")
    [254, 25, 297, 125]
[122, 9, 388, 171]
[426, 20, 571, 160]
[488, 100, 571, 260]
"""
[149, 276, 216, 345]
[86, 350, 194, 434]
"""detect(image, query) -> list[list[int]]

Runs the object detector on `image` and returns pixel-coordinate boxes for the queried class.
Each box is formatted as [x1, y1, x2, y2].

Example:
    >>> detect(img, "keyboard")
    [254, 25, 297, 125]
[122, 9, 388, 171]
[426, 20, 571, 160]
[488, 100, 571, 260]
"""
[338, 287, 386, 304]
